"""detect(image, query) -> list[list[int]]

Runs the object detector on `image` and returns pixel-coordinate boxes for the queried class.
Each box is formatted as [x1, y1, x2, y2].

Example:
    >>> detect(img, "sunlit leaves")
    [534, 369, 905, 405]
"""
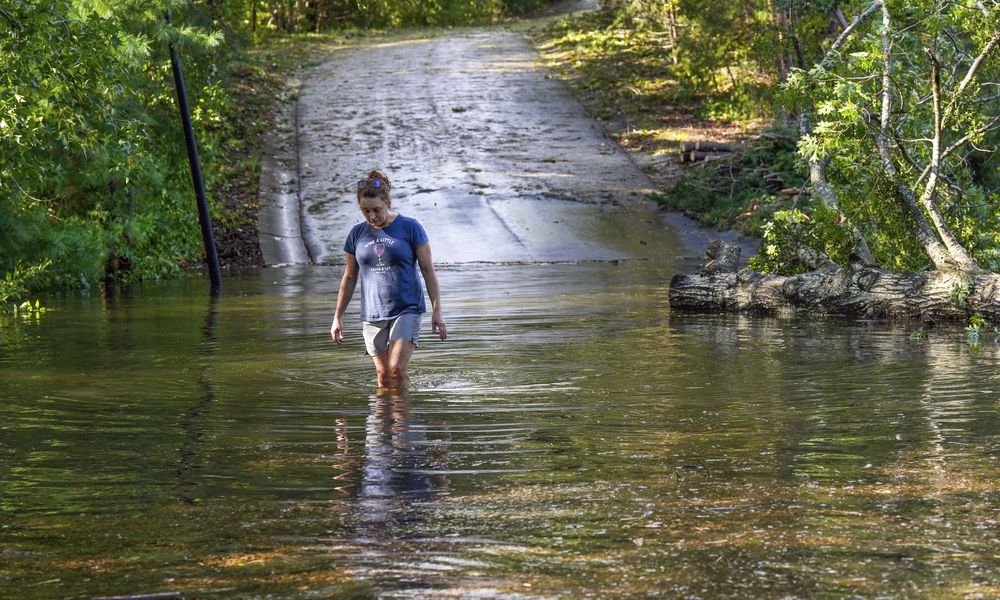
[766, 0, 1000, 273]
[0, 0, 230, 288]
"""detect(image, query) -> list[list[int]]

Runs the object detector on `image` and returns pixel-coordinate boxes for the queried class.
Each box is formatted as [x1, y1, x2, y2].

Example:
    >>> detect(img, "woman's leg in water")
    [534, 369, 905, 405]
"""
[371, 352, 392, 388]
[387, 339, 416, 389]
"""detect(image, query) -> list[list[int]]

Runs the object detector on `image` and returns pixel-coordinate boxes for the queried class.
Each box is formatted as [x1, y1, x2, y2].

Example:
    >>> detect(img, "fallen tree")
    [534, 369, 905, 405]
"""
[671, 3, 1000, 322]
[670, 241, 1000, 322]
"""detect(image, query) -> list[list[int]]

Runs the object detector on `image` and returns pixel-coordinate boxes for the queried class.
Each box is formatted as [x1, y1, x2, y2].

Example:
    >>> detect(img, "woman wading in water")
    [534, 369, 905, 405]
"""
[331, 170, 447, 389]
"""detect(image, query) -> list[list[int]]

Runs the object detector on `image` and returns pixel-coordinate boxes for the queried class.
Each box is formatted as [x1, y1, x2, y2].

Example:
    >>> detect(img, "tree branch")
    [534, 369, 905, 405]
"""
[877, 6, 894, 166]
[943, 30, 1000, 126]
[916, 51, 977, 269]
[909, 114, 1000, 188]
[893, 131, 925, 178]
[877, 4, 960, 271]
[834, 9, 849, 31]
[943, 115, 1000, 157]
[921, 50, 942, 211]
[790, 2, 883, 265]
[808, 156, 875, 264]
[826, 2, 882, 58]
[800, 2, 882, 137]
[0, 6, 23, 30]
[974, 91, 1000, 103]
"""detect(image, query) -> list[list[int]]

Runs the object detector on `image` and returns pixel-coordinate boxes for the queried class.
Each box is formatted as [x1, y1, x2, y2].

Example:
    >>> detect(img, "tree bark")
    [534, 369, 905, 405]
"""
[678, 141, 742, 154]
[669, 243, 1000, 322]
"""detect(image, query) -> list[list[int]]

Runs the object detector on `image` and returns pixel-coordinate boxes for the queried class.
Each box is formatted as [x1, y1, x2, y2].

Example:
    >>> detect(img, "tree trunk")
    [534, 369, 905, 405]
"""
[875, 4, 979, 273]
[669, 243, 1000, 322]
[666, 2, 680, 65]
[767, 0, 790, 83]
[678, 141, 742, 154]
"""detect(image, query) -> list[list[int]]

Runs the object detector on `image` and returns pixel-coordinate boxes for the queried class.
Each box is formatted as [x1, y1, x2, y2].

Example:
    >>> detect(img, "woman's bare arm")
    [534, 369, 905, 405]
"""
[415, 243, 447, 340]
[331, 254, 359, 344]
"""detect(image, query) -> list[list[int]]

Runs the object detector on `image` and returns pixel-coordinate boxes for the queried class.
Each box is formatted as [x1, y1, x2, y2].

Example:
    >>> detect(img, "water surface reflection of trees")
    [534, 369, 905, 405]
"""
[666, 314, 999, 480]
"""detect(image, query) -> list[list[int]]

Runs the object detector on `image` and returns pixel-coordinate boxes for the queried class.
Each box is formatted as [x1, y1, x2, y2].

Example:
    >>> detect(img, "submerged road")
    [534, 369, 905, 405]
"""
[259, 17, 739, 266]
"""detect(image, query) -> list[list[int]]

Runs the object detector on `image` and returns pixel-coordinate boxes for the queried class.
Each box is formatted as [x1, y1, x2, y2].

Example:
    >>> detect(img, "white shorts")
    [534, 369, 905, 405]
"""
[362, 313, 422, 356]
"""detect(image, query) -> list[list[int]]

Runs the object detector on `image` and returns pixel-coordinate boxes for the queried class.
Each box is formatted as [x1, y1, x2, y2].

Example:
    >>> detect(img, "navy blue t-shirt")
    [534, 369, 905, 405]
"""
[344, 214, 428, 321]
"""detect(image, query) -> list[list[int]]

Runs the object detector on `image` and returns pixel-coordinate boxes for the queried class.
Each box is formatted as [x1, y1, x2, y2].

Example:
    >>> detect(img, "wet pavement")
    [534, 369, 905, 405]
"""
[259, 19, 750, 267]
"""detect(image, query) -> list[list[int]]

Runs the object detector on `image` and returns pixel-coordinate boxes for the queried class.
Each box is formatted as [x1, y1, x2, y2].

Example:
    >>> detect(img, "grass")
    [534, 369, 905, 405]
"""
[530, 10, 797, 237]
[649, 132, 807, 236]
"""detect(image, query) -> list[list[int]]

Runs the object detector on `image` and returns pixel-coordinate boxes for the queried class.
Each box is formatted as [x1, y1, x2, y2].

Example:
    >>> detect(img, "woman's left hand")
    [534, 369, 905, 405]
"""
[432, 311, 448, 341]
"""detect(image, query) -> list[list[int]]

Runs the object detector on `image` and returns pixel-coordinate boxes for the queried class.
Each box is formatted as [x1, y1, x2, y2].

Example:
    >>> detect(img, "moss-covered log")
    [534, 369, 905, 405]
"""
[669, 242, 1000, 322]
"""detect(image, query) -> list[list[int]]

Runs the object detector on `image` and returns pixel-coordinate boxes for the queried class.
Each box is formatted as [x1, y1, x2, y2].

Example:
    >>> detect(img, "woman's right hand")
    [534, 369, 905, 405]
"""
[331, 319, 344, 344]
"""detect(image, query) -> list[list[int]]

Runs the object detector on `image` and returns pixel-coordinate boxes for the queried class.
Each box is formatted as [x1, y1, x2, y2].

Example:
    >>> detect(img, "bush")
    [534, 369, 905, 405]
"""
[748, 205, 852, 275]
[649, 131, 806, 236]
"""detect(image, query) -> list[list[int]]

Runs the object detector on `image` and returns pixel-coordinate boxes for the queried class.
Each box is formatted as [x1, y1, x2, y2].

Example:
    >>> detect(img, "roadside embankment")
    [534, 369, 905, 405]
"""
[221, 34, 356, 268]
[529, 9, 799, 251]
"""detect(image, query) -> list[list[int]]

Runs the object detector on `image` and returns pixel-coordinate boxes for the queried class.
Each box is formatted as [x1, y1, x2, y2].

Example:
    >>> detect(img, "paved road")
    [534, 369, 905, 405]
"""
[261, 23, 734, 266]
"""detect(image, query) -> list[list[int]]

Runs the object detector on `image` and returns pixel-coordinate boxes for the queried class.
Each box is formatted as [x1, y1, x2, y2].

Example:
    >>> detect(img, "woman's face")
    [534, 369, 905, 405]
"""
[359, 196, 392, 228]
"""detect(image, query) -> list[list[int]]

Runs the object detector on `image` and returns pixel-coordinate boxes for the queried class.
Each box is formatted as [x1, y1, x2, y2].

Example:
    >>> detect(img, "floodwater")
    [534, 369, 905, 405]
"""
[2, 261, 999, 599]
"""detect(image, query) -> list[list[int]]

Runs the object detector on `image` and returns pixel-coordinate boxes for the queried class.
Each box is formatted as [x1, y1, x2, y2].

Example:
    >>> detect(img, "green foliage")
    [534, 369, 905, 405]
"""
[1, 0, 564, 302]
[748, 204, 852, 274]
[14, 299, 49, 319]
[951, 277, 973, 310]
[966, 312, 987, 332]
[779, 1, 1000, 273]
[258, 0, 555, 32]
[597, 1, 999, 276]
[349, 0, 501, 27]
[0, 259, 52, 310]
[965, 312, 990, 344]
[0, 0, 245, 292]
[540, 12, 673, 121]
[0, 198, 106, 289]
[502, 0, 550, 15]
[538, 4, 775, 122]
[749, 209, 812, 275]
[650, 132, 806, 235]
[3, 0, 996, 304]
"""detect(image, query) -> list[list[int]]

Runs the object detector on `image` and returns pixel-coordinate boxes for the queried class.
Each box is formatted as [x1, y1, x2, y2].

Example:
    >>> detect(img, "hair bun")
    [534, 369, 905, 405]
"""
[367, 170, 391, 189]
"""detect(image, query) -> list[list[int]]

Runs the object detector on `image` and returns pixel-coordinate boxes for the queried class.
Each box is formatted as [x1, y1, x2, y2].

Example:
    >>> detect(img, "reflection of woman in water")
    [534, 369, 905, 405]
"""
[361, 393, 441, 500]
[353, 392, 449, 534]
[331, 170, 447, 389]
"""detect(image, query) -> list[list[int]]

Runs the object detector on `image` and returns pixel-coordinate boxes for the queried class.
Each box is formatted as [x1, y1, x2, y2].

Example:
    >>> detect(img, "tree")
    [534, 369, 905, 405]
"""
[0, 0, 227, 289]
[781, 0, 1000, 274]
[672, 1, 1000, 321]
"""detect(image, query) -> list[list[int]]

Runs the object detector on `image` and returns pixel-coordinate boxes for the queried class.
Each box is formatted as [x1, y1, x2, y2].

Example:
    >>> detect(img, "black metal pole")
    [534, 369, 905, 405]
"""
[166, 11, 222, 296]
